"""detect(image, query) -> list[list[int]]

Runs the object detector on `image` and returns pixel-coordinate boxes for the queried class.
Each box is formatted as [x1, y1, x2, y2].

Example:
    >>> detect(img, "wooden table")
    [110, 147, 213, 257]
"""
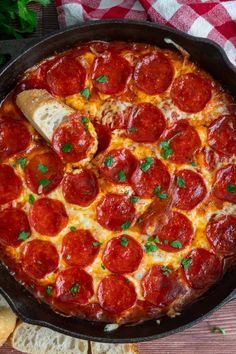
[1, 2, 236, 353]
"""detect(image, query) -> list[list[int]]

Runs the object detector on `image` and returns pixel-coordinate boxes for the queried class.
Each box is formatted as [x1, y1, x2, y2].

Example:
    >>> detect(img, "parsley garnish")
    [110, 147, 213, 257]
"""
[18, 230, 30, 241]
[70, 226, 77, 232]
[69, 283, 80, 295]
[176, 176, 186, 188]
[153, 185, 168, 200]
[101, 264, 106, 270]
[116, 169, 126, 183]
[28, 194, 35, 204]
[211, 326, 226, 335]
[181, 258, 192, 270]
[121, 220, 131, 230]
[120, 237, 128, 247]
[161, 265, 172, 276]
[62, 143, 73, 153]
[80, 88, 90, 99]
[104, 155, 113, 167]
[140, 157, 154, 172]
[191, 161, 196, 166]
[163, 240, 169, 245]
[147, 236, 160, 243]
[96, 75, 108, 83]
[130, 195, 138, 204]
[39, 178, 50, 187]
[17, 157, 27, 169]
[170, 240, 182, 249]
[127, 127, 137, 132]
[46, 285, 53, 296]
[160, 132, 181, 159]
[227, 184, 236, 193]
[92, 241, 101, 247]
[145, 242, 158, 252]
[81, 116, 89, 132]
[37, 163, 48, 173]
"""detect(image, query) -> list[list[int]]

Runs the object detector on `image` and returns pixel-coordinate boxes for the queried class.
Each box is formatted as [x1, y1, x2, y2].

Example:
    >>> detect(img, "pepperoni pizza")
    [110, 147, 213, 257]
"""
[0, 41, 235, 326]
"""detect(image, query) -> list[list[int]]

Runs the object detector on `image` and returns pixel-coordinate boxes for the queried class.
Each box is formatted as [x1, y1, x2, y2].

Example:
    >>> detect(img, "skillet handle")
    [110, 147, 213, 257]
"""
[227, 289, 236, 302]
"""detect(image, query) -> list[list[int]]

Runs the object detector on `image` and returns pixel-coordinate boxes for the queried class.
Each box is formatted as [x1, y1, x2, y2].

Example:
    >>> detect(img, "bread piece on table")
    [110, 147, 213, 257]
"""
[12, 322, 88, 354]
[91, 342, 139, 354]
[0, 306, 17, 347]
[16, 89, 74, 142]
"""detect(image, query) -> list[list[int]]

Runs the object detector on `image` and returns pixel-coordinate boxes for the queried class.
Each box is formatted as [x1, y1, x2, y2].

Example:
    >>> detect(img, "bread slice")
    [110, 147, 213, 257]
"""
[16, 89, 74, 142]
[91, 342, 139, 354]
[0, 306, 17, 347]
[12, 322, 88, 354]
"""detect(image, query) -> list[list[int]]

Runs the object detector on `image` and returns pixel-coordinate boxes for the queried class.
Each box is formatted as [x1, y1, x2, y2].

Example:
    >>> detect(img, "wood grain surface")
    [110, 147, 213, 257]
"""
[1, 2, 236, 354]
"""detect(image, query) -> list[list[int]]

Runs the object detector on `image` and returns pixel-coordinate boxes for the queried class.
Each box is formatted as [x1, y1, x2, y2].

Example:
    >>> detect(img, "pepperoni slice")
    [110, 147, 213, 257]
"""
[92, 53, 132, 94]
[100, 149, 138, 185]
[208, 115, 236, 157]
[25, 151, 64, 195]
[46, 55, 86, 96]
[52, 114, 93, 163]
[174, 169, 207, 210]
[93, 122, 111, 154]
[134, 53, 173, 95]
[102, 235, 143, 274]
[127, 103, 166, 143]
[206, 214, 236, 256]
[171, 73, 212, 113]
[29, 198, 68, 236]
[62, 169, 99, 207]
[97, 274, 136, 314]
[182, 248, 222, 289]
[141, 265, 183, 307]
[0, 119, 31, 159]
[155, 212, 194, 252]
[160, 120, 201, 164]
[0, 164, 22, 205]
[96, 193, 136, 231]
[62, 230, 100, 267]
[21, 240, 59, 279]
[55, 267, 93, 305]
[212, 164, 236, 204]
[0, 208, 31, 247]
[130, 157, 170, 199]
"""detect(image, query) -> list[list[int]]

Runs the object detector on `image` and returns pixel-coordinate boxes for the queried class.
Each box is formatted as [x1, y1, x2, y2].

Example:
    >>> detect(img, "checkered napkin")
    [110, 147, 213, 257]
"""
[55, 0, 236, 65]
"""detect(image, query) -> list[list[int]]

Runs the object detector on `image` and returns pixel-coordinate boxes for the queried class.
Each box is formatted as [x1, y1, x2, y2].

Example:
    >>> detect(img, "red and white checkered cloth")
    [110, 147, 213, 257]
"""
[55, 0, 236, 65]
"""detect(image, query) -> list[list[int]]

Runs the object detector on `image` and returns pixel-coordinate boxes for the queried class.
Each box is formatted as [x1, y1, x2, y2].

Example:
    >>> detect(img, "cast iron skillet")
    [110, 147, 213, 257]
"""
[0, 20, 236, 343]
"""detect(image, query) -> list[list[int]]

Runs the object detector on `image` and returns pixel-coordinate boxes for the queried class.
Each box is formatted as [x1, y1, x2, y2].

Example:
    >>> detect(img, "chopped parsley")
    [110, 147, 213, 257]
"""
[147, 236, 160, 244]
[121, 220, 131, 230]
[170, 240, 182, 249]
[140, 157, 154, 172]
[92, 241, 101, 247]
[17, 157, 27, 169]
[116, 169, 126, 183]
[153, 185, 168, 200]
[46, 285, 53, 296]
[176, 176, 186, 188]
[28, 194, 35, 204]
[227, 183, 236, 193]
[69, 283, 80, 295]
[127, 127, 137, 132]
[18, 230, 30, 241]
[160, 132, 181, 160]
[130, 195, 138, 204]
[101, 264, 106, 270]
[81, 116, 89, 133]
[39, 178, 50, 187]
[145, 242, 158, 253]
[120, 236, 128, 247]
[104, 155, 114, 167]
[70, 226, 77, 232]
[37, 163, 48, 173]
[191, 161, 196, 166]
[211, 326, 226, 335]
[80, 88, 90, 99]
[96, 75, 108, 83]
[181, 258, 192, 270]
[62, 143, 73, 153]
[161, 265, 172, 276]
[163, 240, 169, 245]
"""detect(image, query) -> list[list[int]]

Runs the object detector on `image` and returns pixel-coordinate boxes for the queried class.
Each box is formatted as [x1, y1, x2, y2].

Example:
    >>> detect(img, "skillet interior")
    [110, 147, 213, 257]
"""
[0, 19, 236, 343]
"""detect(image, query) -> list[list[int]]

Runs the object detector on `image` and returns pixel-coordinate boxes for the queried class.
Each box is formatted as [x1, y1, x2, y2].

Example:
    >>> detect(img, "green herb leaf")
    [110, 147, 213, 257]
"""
[163, 240, 169, 245]
[121, 220, 131, 230]
[153, 185, 168, 200]
[145, 242, 158, 253]
[148, 236, 154, 242]
[176, 176, 186, 188]
[17, 157, 27, 169]
[116, 169, 126, 183]
[92, 241, 101, 247]
[170, 240, 182, 249]
[154, 236, 160, 244]
[211, 326, 226, 335]
[46, 285, 53, 296]
[160, 132, 181, 160]
[191, 161, 196, 166]
[37, 163, 48, 173]
[181, 258, 192, 270]
[130, 195, 139, 204]
[39, 178, 50, 187]
[28, 194, 35, 204]
[104, 155, 114, 167]
[62, 143, 73, 153]
[120, 237, 128, 247]
[161, 265, 172, 276]
[140, 157, 154, 172]
[96, 75, 108, 83]
[101, 264, 106, 270]
[18, 230, 30, 241]
[227, 184, 236, 193]
[80, 88, 90, 99]
[127, 127, 137, 132]
[70, 226, 77, 232]
[69, 283, 80, 295]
